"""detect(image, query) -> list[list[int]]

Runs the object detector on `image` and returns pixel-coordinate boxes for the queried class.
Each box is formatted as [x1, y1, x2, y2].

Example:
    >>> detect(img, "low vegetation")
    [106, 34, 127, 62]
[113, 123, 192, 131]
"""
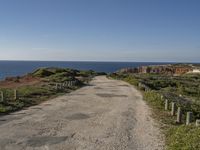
[0, 67, 105, 114]
[109, 71, 200, 150]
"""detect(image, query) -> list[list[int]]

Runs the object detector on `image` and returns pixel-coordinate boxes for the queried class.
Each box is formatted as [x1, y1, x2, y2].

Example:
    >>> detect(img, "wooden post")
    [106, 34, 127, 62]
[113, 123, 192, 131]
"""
[65, 82, 67, 87]
[55, 83, 58, 90]
[56, 83, 61, 90]
[14, 89, 17, 100]
[0, 91, 3, 102]
[196, 119, 200, 127]
[171, 102, 176, 116]
[62, 83, 65, 88]
[165, 99, 169, 110]
[176, 107, 182, 123]
[186, 112, 192, 125]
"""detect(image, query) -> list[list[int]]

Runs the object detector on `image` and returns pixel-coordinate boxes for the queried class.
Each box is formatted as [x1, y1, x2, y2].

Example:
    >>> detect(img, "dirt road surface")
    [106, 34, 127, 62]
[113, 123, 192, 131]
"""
[0, 76, 164, 150]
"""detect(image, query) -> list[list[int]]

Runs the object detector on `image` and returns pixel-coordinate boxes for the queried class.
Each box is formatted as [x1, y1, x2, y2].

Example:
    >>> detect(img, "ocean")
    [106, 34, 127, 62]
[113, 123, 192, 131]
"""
[0, 61, 173, 80]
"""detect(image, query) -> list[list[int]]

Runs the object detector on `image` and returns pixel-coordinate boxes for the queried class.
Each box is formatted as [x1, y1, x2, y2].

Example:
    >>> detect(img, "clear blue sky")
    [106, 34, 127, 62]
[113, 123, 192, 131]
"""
[0, 0, 199, 62]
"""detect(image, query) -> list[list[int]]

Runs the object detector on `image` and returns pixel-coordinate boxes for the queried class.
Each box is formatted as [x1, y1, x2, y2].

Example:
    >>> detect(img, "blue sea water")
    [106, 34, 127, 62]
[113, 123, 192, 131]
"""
[0, 61, 173, 80]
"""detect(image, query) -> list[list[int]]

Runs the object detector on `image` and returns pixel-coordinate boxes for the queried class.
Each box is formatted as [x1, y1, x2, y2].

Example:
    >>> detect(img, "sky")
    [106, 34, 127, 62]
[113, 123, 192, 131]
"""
[0, 0, 200, 62]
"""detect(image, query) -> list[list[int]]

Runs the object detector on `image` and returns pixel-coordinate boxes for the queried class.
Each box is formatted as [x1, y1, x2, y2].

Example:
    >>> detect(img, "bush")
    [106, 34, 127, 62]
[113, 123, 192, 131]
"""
[32, 68, 54, 77]
[167, 126, 200, 150]
[78, 70, 96, 77]
[48, 72, 72, 82]
[124, 75, 139, 86]
[143, 91, 164, 109]
[18, 86, 52, 98]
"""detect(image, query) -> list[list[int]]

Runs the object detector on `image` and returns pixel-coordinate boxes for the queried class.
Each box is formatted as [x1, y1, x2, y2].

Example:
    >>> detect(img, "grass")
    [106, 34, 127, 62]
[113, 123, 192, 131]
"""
[109, 73, 200, 150]
[167, 126, 200, 150]
[0, 85, 58, 114]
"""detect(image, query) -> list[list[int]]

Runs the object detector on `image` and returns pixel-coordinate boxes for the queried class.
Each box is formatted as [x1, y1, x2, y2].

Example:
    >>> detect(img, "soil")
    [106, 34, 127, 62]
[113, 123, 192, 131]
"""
[0, 75, 41, 88]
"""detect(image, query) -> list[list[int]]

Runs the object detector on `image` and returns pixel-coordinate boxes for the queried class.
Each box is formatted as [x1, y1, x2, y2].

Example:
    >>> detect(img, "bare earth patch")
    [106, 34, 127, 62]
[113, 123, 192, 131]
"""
[0, 75, 41, 88]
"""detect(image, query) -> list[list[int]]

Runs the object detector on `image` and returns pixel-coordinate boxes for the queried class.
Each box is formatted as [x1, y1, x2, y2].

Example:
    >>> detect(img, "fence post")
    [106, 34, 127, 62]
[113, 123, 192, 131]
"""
[165, 99, 169, 110]
[62, 83, 65, 88]
[176, 107, 182, 123]
[65, 82, 67, 87]
[171, 102, 176, 116]
[196, 119, 200, 127]
[55, 83, 58, 90]
[186, 112, 192, 125]
[14, 89, 17, 100]
[0, 91, 3, 102]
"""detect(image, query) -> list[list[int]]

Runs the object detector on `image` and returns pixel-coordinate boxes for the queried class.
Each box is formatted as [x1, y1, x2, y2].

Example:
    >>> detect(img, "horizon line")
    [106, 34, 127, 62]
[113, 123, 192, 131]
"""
[0, 59, 200, 63]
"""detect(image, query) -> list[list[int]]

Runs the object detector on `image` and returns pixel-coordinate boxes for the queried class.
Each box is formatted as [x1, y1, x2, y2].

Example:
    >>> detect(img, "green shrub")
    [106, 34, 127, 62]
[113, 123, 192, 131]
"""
[18, 86, 52, 98]
[32, 68, 54, 77]
[78, 70, 96, 77]
[0, 105, 7, 112]
[143, 91, 164, 109]
[167, 126, 200, 150]
[48, 72, 72, 82]
[124, 75, 139, 86]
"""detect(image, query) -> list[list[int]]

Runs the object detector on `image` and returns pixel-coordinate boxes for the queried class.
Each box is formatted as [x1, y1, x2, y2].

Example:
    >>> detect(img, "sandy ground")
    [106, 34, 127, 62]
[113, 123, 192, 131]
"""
[0, 76, 164, 150]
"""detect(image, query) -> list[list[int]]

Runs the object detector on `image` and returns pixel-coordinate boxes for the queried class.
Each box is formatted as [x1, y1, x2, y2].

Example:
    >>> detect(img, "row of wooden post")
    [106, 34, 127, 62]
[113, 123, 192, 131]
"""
[0, 89, 18, 102]
[55, 80, 78, 90]
[0, 81, 78, 102]
[164, 98, 200, 126]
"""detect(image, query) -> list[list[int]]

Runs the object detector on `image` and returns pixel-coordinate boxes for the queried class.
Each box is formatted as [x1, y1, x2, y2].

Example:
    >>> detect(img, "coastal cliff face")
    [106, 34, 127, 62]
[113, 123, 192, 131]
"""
[117, 64, 197, 75]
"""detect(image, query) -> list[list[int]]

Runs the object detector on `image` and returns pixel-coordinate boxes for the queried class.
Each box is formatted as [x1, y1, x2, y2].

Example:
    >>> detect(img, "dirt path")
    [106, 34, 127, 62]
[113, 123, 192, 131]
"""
[0, 76, 164, 150]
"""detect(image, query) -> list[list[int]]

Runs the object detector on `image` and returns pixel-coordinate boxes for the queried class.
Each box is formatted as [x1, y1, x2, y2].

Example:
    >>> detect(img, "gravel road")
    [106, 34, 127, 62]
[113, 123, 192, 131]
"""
[0, 76, 164, 150]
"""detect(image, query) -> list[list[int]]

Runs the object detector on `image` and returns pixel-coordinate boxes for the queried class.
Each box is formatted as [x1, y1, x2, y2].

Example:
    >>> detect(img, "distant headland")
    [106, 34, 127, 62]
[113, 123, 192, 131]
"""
[117, 63, 200, 75]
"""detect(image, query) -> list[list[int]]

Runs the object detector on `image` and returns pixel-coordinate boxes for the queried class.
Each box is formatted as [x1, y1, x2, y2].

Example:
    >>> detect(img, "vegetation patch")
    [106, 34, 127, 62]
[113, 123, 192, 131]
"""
[167, 126, 200, 150]
[32, 68, 54, 77]
[0, 67, 105, 114]
[109, 72, 200, 150]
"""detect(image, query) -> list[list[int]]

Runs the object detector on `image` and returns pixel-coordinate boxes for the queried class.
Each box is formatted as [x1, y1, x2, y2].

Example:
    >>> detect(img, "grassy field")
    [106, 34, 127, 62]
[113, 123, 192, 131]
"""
[0, 67, 105, 114]
[109, 72, 200, 150]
